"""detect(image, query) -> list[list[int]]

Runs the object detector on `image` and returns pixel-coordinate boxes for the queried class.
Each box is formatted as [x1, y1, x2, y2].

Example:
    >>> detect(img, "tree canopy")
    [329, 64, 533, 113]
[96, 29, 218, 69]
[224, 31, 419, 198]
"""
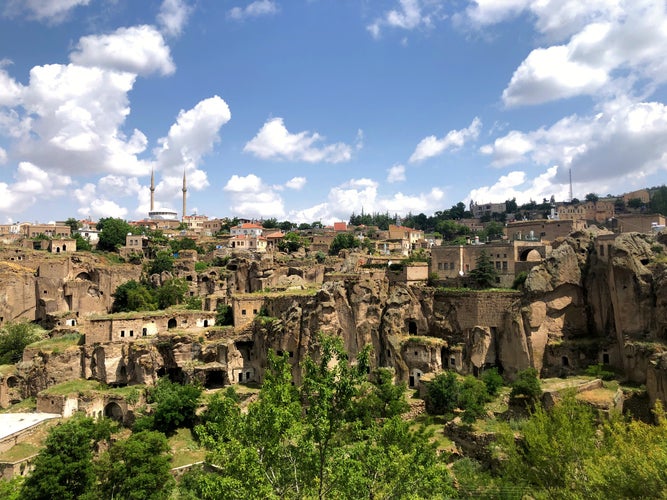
[96, 217, 135, 252]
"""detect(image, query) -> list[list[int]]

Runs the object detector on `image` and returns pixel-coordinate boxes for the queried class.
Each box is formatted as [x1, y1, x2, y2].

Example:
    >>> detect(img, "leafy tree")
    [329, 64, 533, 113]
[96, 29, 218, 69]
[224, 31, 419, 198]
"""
[278, 232, 309, 252]
[478, 221, 505, 241]
[96, 217, 134, 252]
[186, 296, 202, 310]
[0, 476, 23, 500]
[21, 416, 113, 500]
[355, 367, 409, 421]
[425, 371, 460, 415]
[626, 197, 643, 209]
[497, 393, 598, 493]
[505, 198, 518, 213]
[468, 250, 498, 289]
[112, 280, 157, 313]
[510, 367, 541, 402]
[95, 430, 174, 500]
[651, 185, 667, 215]
[215, 303, 233, 326]
[262, 218, 278, 229]
[155, 277, 188, 309]
[64, 217, 80, 234]
[147, 250, 174, 276]
[136, 378, 202, 435]
[435, 219, 470, 241]
[329, 232, 360, 255]
[481, 367, 503, 397]
[73, 233, 92, 251]
[169, 237, 200, 254]
[585, 192, 599, 203]
[0, 321, 45, 364]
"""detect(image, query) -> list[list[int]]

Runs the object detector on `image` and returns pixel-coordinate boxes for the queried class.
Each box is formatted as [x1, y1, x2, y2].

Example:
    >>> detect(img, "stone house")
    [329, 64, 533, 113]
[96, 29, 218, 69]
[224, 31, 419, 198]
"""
[557, 200, 615, 224]
[85, 310, 217, 345]
[470, 201, 506, 219]
[430, 240, 547, 288]
[231, 295, 266, 327]
[612, 213, 666, 234]
[230, 223, 264, 237]
[230, 235, 267, 252]
[505, 219, 585, 243]
[20, 223, 71, 239]
[388, 224, 424, 248]
[49, 238, 76, 253]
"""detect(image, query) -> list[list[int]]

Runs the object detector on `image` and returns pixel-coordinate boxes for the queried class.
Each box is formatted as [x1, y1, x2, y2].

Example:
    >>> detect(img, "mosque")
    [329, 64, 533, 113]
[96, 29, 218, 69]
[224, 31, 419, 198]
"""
[148, 169, 187, 222]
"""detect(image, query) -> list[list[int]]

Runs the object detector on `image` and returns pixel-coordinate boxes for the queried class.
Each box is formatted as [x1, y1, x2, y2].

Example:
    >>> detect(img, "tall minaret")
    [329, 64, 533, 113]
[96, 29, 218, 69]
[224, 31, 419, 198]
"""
[182, 169, 187, 220]
[150, 168, 155, 212]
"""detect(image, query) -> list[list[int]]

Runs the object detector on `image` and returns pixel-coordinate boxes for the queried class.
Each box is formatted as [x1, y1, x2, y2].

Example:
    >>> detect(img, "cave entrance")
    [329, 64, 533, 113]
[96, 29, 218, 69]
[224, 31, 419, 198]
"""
[204, 370, 226, 389]
[167, 318, 177, 329]
[408, 320, 417, 335]
[104, 402, 124, 423]
[602, 353, 610, 365]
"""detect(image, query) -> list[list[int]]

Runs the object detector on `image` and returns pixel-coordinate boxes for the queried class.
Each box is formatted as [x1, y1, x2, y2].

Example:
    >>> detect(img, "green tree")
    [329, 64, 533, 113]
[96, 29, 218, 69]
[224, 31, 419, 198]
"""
[585, 192, 599, 203]
[215, 303, 233, 326]
[425, 371, 460, 415]
[627, 197, 644, 209]
[147, 250, 175, 276]
[497, 394, 598, 493]
[155, 277, 188, 309]
[95, 430, 174, 500]
[169, 237, 200, 254]
[481, 367, 503, 397]
[510, 367, 541, 402]
[112, 280, 157, 313]
[278, 232, 309, 252]
[468, 250, 498, 289]
[136, 378, 202, 435]
[355, 367, 409, 421]
[0, 321, 45, 364]
[96, 217, 134, 252]
[64, 217, 80, 234]
[505, 198, 518, 213]
[73, 233, 92, 251]
[329, 232, 360, 255]
[21, 416, 113, 500]
[651, 185, 667, 215]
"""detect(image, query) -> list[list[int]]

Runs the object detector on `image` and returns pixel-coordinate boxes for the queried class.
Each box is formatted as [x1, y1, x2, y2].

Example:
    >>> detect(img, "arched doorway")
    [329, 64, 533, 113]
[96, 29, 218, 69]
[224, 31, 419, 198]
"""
[104, 402, 124, 422]
[168, 318, 177, 329]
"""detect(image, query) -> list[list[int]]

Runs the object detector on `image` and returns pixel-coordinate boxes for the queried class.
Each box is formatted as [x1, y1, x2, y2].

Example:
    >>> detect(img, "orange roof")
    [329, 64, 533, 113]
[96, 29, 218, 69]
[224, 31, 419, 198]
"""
[333, 222, 347, 231]
[233, 223, 263, 229]
[265, 231, 284, 238]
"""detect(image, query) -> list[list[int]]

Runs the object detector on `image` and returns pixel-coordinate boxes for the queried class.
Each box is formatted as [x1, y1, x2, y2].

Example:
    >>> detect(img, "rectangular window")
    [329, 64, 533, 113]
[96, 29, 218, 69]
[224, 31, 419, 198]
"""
[142, 328, 147, 336]
[502, 261, 508, 271]
[129, 330, 134, 337]
[599, 245, 604, 256]
[242, 309, 246, 316]
[120, 330, 125, 338]
[495, 261, 501, 269]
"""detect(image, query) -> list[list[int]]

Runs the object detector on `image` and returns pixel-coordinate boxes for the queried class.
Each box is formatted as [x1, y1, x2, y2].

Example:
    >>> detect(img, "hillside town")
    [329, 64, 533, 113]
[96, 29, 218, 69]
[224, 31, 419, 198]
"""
[0, 184, 665, 497]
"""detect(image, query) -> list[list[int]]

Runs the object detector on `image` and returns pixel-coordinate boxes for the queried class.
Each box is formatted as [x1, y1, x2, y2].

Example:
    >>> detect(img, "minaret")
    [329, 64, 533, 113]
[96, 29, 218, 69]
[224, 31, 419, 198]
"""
[182, 169, 187, 220]
[150, 168, 155, 212]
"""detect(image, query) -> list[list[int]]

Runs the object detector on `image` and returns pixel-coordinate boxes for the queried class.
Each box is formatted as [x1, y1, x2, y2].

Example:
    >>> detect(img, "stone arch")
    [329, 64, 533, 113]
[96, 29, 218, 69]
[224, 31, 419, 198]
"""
[104, 402, 124, 422]
[203, 319, 209, 327]
[168, 318, 177, 329]
[519, 248, 542, 261]
[75, 271, 92, 281]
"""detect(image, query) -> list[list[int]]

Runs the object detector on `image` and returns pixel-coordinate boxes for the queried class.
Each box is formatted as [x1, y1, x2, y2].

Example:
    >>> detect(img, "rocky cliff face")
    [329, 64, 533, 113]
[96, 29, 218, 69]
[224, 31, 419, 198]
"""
[2, 231, 667, 407]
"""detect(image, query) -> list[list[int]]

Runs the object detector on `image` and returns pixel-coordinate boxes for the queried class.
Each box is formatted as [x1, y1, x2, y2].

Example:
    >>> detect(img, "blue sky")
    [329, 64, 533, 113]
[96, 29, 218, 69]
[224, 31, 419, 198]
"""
[0, 0, 666, 224]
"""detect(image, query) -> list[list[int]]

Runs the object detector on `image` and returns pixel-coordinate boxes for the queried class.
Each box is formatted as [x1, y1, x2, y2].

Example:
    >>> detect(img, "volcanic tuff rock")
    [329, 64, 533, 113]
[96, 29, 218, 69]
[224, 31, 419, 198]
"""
[1, 231, 667, 408]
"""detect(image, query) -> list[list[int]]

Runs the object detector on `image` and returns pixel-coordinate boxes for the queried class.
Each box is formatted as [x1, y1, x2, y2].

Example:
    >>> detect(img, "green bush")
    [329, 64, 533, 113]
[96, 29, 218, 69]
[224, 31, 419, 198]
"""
[585, 363, 615, 380]
[510, 368, 541, 401]
[481, 367, 503, 396]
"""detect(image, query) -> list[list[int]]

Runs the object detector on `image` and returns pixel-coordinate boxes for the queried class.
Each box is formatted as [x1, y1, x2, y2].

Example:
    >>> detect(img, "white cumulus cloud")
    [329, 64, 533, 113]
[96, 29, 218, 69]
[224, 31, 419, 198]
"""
[409, 117, 481, 163]
[228, 1, 279, 21]
[223, 174, 285, 219]
[285, 177, 306, 190]
[158, 0, 192, 37]
[367, 0, 443, 39]
[3, 0, 90, 24]
[70, 25, 176, 76]
[387, 164, 406, 183]
[244, 117, 353, 163]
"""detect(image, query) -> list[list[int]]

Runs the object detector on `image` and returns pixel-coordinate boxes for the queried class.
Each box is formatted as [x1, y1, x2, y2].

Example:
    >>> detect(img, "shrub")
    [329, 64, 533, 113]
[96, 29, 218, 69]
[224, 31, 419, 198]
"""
[510, 368, 541, 401]
[585, 363, 615, 381]
[512, 271, 528, 289]
[481, 367, 503, 396]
